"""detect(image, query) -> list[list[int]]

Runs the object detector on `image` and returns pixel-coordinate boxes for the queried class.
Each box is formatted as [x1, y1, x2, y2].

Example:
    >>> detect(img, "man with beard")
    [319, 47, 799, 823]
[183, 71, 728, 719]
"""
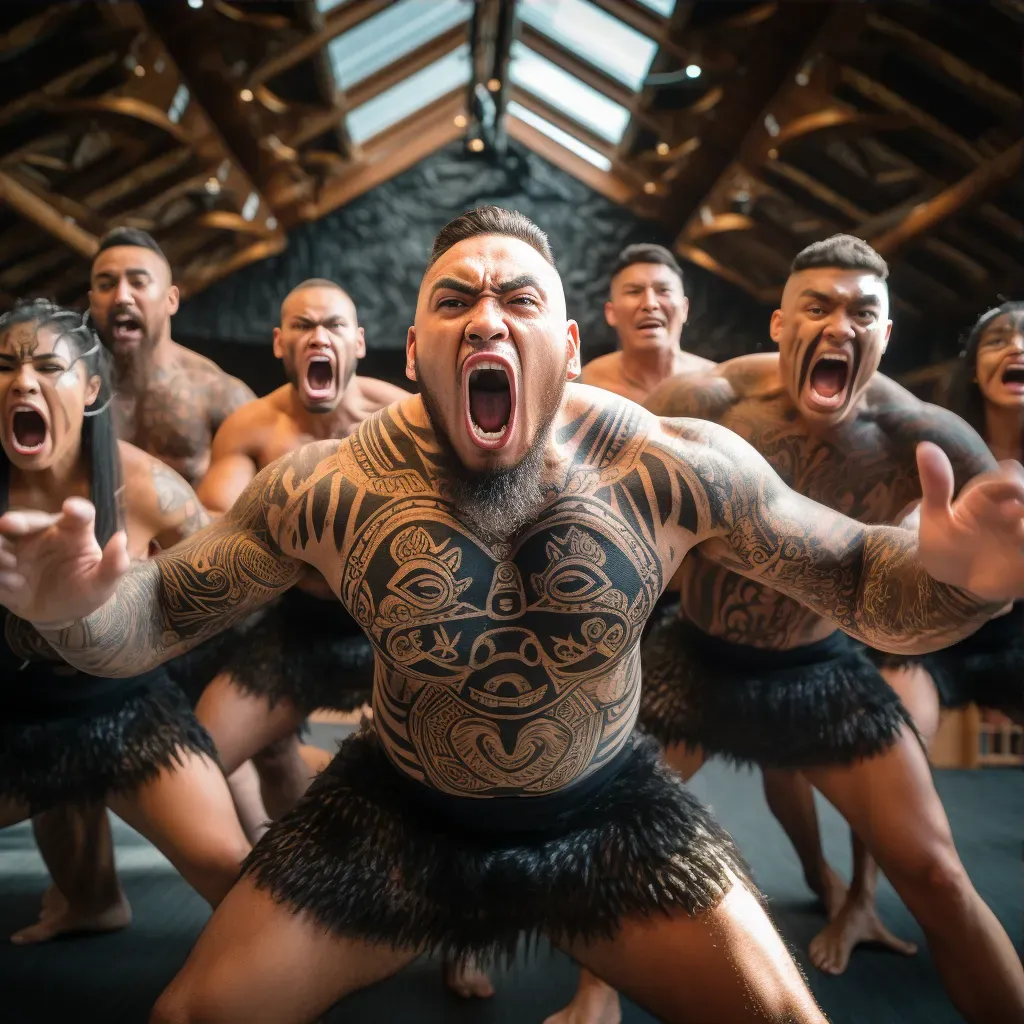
[621, 236, 1022, 1019]
[3, 210, 1024, 1024]
[581, 243, 712, 404]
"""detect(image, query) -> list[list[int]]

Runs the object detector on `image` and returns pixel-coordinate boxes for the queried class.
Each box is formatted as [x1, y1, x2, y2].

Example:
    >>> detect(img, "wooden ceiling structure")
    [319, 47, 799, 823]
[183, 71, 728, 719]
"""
[0, 0, 1021, 349]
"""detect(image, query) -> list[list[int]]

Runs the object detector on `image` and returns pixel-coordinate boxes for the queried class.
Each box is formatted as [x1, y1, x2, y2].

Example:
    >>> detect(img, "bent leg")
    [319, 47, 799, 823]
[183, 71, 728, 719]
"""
[13, 803, 131, 944]
[761, 769, 846, 916]
[881, 663, 942, 746]
[226, 761, 270, 845]
[108, 750, 250, 908]
[252, 733, 318, 822]
[561, 873, 826, 1024]
[805, 726, 1024, 1023]
[151, 874, 418, 1024]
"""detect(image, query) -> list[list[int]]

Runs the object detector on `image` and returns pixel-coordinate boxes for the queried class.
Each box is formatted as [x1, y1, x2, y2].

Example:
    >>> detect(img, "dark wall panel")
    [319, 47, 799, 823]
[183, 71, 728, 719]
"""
[175, 141, 774, 394]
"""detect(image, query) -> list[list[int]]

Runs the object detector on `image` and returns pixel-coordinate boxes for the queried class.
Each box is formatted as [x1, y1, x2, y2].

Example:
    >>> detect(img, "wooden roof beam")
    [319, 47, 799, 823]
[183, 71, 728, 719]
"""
[0, 171, 98, 258]
[872, 140, 1023, 256]
[249, 0, 395, 88]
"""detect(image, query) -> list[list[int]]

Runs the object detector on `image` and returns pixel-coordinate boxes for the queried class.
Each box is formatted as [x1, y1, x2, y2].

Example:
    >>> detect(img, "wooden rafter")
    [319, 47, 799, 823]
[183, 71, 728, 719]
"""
[0, 171, 99, 257]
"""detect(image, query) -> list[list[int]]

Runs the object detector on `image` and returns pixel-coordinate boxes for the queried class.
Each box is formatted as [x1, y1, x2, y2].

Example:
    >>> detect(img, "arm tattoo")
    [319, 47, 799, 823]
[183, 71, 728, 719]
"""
[36, 445, 340, 676]
[645, 373, 735, 421]
[150, 460, 209, 538]
[661, 420, 1002, 654]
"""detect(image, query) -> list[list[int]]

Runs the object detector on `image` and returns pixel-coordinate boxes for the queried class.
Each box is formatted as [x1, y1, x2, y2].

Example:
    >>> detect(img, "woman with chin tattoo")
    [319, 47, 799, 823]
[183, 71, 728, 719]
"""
[0, 300, 250, 946]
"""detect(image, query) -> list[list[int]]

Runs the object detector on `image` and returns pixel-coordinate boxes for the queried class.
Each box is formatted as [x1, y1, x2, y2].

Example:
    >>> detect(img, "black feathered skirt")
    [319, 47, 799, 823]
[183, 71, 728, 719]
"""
[222, 588, 373, 715]
[242, 725, 752, 965]
[639, 614, 914, 768]
[0, 661, 218, 814]
[874, 603, 1024, 717]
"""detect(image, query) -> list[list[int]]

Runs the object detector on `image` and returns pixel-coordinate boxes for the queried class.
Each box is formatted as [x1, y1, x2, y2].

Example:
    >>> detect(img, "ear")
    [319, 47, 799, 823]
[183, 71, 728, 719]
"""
[167, 284, 180, 317]
[84, 374, 102, 407]
[881, 318, 893, 354]
[405, 327, 417, 381]
[603, 300, 616, 329]
[272, 327, 283, 359]
[565, 320, 582, 380]
[679, 295, 690, 324]
[769, 308, 784, 346]
[355, 326, 366, 360]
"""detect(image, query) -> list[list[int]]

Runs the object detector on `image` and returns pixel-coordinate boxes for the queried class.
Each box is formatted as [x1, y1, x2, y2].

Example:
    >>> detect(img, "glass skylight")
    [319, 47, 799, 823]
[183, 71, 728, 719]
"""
[327, 0, 470, 91]
[509, 42, 631, 143]
[518, 0, 658, 91]
[346, 44, 470, 144]
[508, 100, 612, 171]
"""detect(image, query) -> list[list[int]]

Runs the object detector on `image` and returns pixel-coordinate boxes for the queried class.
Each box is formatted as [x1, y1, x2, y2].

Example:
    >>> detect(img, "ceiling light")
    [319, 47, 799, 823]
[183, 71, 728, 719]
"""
[685, 64, 701, 79]
[188, 0, 203, 7]
[487, 78, 501, 92]
[454, 114, 467, 128]
[240, 89, 254, 102]
[134, 65, 146, 77]
[468, 138, 485, 153]
[656, 142, 669, 156]
[643, 181, 657, 195]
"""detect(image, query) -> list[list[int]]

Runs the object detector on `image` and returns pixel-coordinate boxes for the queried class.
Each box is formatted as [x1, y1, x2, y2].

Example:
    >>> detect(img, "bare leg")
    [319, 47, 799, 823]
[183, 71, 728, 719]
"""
[549, 742, 705, 1024]
[107, 750, 250, 908]
[12, 804, 131, 944]
[252, 733, 318, 822]
[227, 762, 270, 845]
[807, 664, 937, 974]
[150, 874, 418, 1024]
[761, 769, 847, 916]
[805, 726, 1024, 1022]
[562, 871, 826, 1024]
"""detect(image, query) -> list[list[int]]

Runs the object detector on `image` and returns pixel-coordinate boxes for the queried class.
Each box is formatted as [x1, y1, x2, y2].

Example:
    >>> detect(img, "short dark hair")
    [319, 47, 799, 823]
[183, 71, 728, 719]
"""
[94, 227, 168, 266]
[428, 207, 554, 268]
[943, 299, 1024, 438]
[292, 278, 343, 292]
[0, 299, 121, 547]
[609, 243, 684, 291]
[790, 234, 888, 280]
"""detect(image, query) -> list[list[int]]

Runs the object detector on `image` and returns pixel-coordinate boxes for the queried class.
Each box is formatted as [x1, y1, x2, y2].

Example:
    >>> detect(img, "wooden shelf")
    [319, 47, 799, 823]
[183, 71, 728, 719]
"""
[929, 705, 1024, 769]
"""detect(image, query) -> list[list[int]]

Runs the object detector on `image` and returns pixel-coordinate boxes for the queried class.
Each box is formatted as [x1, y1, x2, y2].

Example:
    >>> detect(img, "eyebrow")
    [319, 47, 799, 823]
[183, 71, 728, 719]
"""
[93, 268, 153, 280]
[430, 274, 545, 298]
[799, 288, 880, 306]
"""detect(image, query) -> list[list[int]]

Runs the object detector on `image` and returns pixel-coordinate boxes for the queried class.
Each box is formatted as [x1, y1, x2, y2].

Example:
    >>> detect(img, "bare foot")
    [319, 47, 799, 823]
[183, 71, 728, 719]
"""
[806, 861, 848, 919]
[809, 896, 917, 975]
[11, 885, 132, 945]
[443, 956, 495, 999]
[544, 973, 622, 1024]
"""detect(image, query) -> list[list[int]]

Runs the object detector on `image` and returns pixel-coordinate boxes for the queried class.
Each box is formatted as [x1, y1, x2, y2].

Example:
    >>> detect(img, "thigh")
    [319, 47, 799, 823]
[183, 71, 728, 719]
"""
[881, 663, 941, 744]
[196, 672, 306, 773]
[803, 725, 956, 877]
[562, 873, 824, 1024]
[0, 797, 30, 830]
[107, 749, 250, 904]
[662, 741, 705, 782]
[154, 874, 418, 1024]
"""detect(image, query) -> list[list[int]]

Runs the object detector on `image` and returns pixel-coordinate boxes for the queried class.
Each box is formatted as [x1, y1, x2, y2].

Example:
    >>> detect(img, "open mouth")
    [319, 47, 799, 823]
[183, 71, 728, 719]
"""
[806, 351, 851, 410]
[10, 407, 47, 455]
[111, 314, 143, 347]
[304, 356, 335, 400]
[463, 354, 517, 450]
[636, 318, 665, 332]
[1001, 364, 1024, 391]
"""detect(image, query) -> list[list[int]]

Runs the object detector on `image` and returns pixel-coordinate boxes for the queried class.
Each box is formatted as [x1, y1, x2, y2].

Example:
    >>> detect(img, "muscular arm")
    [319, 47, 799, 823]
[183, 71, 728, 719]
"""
[140, 458, 210, 548]
[901, 398, 997, 491]
[645, 366, 737, 420]
[35, 443, 348, 676]
[208, 372, 256, 435]
[659, 418, 1002, 654]
[196, 408, 261, 515]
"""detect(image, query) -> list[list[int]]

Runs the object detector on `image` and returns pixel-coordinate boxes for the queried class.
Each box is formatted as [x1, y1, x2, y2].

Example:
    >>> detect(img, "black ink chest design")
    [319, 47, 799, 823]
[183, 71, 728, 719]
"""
[342, 495, 661, 792]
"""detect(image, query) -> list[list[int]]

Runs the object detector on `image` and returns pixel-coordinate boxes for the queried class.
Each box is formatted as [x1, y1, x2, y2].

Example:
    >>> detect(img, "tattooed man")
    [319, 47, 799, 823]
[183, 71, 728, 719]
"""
[3, 210, 1024, 1024]
[625, 236, 1024, 1021]
[581, 243, 713, 404]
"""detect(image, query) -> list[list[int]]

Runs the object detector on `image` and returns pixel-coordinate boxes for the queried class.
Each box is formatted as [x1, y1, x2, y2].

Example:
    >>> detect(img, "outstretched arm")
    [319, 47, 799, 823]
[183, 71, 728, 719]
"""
[5, 442, 346, 677]
[659, 419, 1020, 654]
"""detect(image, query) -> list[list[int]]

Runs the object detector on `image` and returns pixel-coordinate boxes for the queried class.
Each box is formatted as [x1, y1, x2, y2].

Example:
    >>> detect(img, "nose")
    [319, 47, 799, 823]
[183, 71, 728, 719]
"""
[466, 298, 509, 346]
[640, 288, 659, 311]
[309, 324, 331, 348]
[823, 310, 856, 343]
[114, 276, 133, 305]
[13, 365, 39, 395]
[1009, 330, 1024, 352]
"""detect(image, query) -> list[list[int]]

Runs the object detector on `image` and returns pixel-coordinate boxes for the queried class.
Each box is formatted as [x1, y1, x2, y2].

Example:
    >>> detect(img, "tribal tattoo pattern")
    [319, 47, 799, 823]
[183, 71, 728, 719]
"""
[648, 367, 997, 648]
[40, 390, 999, 796]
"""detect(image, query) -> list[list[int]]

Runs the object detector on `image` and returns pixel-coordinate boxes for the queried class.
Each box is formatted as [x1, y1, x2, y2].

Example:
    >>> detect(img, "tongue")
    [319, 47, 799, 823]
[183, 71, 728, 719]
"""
[307, 362, 333, 391]
[470, 387, 511, 433]
[13, 411, 45, 448]
[810, 361, 847, 399]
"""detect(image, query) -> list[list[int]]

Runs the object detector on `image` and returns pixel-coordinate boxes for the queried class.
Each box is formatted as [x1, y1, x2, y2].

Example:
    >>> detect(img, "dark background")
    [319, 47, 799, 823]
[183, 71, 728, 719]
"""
[174, 140, 945, 398]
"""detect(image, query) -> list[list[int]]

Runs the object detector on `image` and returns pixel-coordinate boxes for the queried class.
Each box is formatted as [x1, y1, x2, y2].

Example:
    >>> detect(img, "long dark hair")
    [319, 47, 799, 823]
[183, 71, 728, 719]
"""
[0, 299, 122, 545]
[942, 299, 1024, 442]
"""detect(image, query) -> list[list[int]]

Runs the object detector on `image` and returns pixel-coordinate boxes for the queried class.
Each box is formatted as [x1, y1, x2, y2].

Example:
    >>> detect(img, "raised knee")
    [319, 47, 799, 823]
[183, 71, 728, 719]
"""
[892, 843, 970, 918]
[151, 974, 233, 1024]
[253, 735, 300, 775]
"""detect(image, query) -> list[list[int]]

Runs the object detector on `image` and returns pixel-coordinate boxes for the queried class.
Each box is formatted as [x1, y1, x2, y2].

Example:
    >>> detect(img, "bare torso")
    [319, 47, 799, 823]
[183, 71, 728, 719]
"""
[648, 354, 994, 649]
[583, 349, 715, 405]
[114, 341, 254, 487]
